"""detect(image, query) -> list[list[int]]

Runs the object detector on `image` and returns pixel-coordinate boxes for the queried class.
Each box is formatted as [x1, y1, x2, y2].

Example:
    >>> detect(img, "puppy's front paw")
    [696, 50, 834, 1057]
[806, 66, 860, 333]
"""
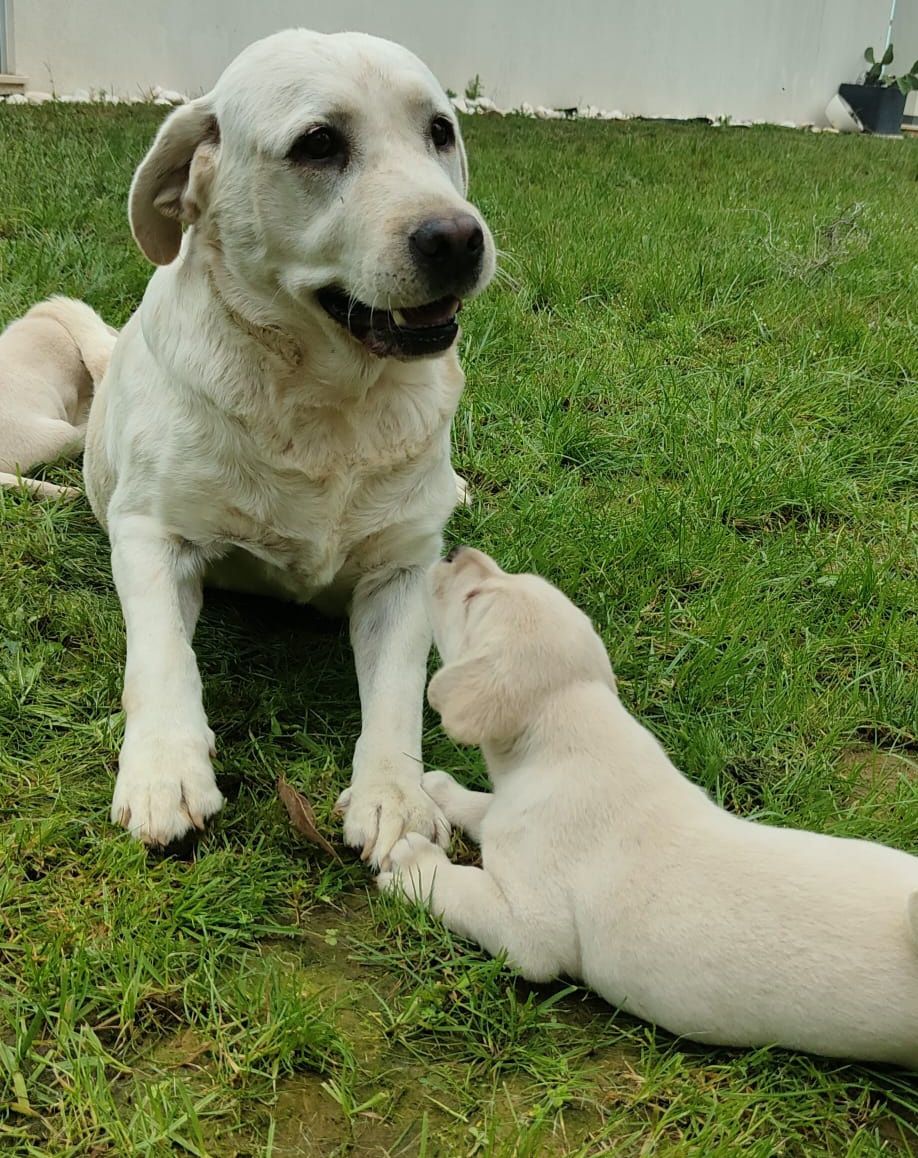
[336, 780, 450, 869]
[421, 769, 461, 811]
[112, 727, 224, 847]
[377, 832, 449, 903]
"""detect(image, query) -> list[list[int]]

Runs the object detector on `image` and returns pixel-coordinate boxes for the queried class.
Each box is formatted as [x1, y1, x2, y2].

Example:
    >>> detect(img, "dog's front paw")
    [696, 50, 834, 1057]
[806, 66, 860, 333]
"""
[112, 727, 224, 847]
[377, 832, 449, 903]
[336, 780, 450, 869]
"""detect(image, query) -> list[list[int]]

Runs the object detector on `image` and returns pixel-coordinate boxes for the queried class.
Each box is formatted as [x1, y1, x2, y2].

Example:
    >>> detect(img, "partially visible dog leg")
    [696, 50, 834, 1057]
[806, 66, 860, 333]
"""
[336, 564, 449, 867]
[0, 417, 86, 498]
[0, 472, 79, 498]
[108, 514, 223, 846]
[453, 470, 472, 507]
[379, 833, 559, 981]
[422, 769, 492, 842]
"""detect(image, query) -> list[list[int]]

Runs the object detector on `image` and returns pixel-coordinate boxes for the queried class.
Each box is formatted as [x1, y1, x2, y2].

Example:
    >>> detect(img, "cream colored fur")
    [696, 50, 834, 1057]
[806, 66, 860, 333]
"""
[0, 298, 115, 497]
[80, 29, 495, 856]
[380, 548, 918, 1069]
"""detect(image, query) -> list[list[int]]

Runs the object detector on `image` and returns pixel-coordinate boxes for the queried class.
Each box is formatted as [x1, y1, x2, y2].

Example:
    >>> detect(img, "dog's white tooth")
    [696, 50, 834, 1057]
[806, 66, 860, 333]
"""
[392, 309, 407, 326]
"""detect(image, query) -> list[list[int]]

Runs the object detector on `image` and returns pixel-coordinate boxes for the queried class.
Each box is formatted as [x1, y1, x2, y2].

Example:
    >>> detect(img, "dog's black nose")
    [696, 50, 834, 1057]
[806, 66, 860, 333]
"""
[410, 214, 484, 284]
[444, 544, 465, 562]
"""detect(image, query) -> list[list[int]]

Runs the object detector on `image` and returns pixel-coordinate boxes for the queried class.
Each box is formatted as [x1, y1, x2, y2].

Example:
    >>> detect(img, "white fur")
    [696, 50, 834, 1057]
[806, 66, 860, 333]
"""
[0, 298, 115, 497]
[80, 29, 494, 856]
[380, 548, 918, 1068]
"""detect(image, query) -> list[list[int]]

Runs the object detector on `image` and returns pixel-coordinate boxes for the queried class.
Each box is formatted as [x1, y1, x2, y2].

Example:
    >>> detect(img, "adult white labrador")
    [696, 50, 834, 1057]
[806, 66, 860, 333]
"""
[83, 29, 495, 860]
[380, 548, 918, 1068]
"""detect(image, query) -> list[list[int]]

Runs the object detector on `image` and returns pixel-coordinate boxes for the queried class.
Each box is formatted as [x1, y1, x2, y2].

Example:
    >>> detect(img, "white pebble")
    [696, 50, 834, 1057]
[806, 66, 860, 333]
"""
[5, 92, 27, 104]
[450, 96, 469, 114]
[26, 91, 53, 104]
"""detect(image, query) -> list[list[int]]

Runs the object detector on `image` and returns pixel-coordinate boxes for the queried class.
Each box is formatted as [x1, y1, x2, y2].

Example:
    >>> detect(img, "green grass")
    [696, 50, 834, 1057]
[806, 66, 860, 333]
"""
[1, 104, 917, 1155]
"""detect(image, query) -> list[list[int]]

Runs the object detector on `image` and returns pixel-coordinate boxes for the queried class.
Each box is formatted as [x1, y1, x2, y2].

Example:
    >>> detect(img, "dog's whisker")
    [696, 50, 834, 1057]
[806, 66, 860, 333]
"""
[493, 247, 522, 271]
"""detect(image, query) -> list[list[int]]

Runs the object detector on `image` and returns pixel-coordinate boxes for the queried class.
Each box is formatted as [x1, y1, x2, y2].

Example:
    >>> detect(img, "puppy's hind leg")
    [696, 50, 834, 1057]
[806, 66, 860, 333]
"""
[0, 472, 79, 498]
[422, 769, 492, 842]
[0, 417, 87, 498]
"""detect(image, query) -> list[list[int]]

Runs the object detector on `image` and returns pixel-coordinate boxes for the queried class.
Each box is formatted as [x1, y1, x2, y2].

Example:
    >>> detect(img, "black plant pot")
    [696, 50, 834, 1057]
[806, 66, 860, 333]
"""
[838, 83, 906, 135]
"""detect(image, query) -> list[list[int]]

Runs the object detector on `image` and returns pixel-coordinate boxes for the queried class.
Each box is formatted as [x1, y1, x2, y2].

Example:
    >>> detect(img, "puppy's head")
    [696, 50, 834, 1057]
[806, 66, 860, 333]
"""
[130, 29, 495, 361]
[426, 548, 616, 747]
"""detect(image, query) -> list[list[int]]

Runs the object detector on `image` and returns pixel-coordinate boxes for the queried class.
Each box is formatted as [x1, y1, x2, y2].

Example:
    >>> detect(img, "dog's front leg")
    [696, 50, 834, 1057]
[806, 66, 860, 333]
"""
[108, 514, 223, 847]
[337, 565, 449, 868]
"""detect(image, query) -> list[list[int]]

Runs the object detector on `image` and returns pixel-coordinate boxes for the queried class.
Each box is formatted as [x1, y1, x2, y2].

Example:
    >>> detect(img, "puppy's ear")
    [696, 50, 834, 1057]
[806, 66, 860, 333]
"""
[428, 653, 529, 747]
[129, 99, 220, 265]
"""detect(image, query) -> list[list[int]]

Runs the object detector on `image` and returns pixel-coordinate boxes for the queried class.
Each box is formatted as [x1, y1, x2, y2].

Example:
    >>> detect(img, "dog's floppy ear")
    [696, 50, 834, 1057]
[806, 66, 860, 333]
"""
[454, 124, 469, 196]
[428, 655, 496, 746]
[129, 98, 220, 265]
[428, 652, 531, 747]
[428, 592, 618, 747]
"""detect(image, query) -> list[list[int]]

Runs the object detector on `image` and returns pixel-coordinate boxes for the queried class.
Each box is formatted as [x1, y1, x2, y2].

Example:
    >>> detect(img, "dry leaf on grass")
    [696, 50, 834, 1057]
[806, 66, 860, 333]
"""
[277, 776, 340, 860]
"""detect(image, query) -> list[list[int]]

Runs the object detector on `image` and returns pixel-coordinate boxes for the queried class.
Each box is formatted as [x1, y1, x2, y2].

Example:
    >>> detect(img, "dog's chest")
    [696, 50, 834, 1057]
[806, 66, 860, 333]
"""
[182, 376, 455, 595]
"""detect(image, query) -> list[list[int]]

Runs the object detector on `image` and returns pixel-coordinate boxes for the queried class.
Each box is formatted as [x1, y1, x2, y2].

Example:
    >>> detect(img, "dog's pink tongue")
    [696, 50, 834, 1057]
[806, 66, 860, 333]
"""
[398, 297, 460, 327]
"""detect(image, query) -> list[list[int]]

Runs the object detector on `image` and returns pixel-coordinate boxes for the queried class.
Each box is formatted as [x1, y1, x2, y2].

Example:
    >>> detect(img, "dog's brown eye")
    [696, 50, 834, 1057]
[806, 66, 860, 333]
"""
[288, 126, 346, 164]
[431, 116, 455, 150]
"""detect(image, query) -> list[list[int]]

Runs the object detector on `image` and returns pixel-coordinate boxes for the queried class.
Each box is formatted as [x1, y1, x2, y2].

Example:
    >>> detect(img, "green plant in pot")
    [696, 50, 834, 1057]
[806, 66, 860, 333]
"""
[838, 46, 918, 136]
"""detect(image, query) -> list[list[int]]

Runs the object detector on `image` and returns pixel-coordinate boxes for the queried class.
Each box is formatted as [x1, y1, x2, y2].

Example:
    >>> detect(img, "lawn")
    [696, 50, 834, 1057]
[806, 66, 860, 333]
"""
[1, 104, 917, 1156]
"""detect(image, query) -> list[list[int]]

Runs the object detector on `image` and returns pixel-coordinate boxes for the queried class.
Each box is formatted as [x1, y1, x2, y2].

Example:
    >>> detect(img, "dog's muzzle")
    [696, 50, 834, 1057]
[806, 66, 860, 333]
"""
[317, 287, 462, 359]
[317, 212, 487, 360]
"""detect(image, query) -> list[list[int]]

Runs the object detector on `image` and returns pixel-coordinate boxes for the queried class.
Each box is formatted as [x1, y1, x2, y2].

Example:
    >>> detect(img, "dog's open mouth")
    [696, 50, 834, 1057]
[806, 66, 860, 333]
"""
[317, 287, 461, 358]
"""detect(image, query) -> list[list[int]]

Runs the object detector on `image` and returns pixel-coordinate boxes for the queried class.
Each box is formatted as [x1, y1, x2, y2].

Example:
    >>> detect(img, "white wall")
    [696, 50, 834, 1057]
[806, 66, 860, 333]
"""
[11, 0, 918, 124]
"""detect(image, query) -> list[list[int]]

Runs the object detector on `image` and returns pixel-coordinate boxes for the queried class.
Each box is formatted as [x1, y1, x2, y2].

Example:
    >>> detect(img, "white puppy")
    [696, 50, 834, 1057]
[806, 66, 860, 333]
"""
[0, 298, 115, 497]
[381, 548, 918, 1069]
[80, 30, 495, 858]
